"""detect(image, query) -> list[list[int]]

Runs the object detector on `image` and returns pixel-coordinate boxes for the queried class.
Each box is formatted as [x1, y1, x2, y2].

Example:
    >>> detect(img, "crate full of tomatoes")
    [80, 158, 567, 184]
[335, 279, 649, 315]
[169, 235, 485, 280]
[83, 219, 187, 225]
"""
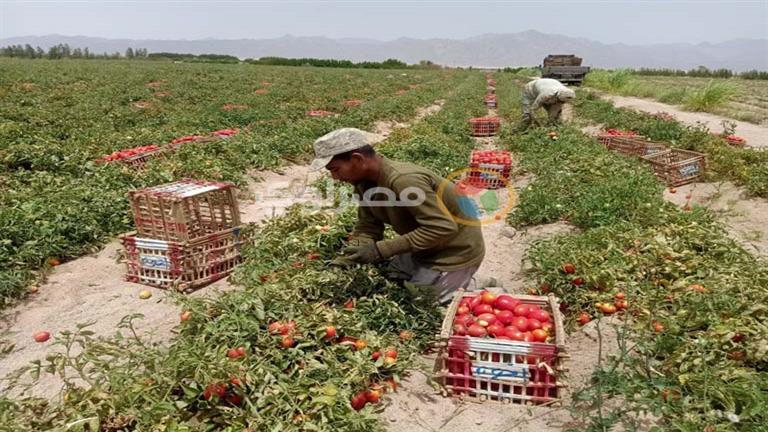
[96, 144, 169, 168]
[484, 94, 497, 108]
[466, 150, 512, 189]
[435, 291, 567, 405]
[469, 117, 500, 137]
[596, 128, 642, 147]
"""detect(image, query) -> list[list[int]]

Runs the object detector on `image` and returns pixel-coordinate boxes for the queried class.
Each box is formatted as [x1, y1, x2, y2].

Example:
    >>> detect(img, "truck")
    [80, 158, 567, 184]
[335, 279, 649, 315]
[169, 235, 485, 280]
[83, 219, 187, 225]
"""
[540, 55, 590, 86]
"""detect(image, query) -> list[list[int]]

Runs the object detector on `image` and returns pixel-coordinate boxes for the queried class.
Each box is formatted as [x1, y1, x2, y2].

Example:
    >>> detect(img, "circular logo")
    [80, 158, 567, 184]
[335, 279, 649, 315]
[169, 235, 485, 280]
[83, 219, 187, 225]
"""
[436, 167, 517, 226]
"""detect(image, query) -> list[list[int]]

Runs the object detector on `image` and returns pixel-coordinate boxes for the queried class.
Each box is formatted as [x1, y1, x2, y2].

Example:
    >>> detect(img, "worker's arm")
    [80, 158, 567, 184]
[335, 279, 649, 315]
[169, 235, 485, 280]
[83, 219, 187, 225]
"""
[375, 175, 459, 258]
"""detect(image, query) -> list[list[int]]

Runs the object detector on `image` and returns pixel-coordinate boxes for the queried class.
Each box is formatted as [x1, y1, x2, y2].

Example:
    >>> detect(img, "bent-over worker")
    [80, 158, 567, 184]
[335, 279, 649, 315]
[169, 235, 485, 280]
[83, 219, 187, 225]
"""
[310, 128, 485, 304]
[521, 78, 576, 127]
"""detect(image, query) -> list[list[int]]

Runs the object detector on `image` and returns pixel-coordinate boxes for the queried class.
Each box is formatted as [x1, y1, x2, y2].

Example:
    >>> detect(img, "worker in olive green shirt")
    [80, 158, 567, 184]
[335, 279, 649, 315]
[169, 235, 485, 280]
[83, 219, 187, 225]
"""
[310, 128, 485, 304]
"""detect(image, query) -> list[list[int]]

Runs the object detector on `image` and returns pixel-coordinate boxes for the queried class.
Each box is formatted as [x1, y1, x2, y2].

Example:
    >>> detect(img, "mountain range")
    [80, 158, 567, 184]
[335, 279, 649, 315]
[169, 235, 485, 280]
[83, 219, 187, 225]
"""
[2, 31, 766, 71]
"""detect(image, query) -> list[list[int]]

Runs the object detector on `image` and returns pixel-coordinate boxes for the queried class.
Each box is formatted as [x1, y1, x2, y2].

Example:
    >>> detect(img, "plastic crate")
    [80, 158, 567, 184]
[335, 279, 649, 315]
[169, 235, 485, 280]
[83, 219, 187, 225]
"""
[607, 136, 667, 158]
[642, 149, 707, 186]
[343, 99, 363, 107]
[487, 79, 497, 87]
[120, 227, 242, 291]
[307, 110, 335, 117]
[484, 94, 497, 108]
[128, 179, 241, 243]
[466, 150, 512, 189]
[725, 135, 747, 147]
[435, 292, 567, 405]
[469, 117, 501, 137]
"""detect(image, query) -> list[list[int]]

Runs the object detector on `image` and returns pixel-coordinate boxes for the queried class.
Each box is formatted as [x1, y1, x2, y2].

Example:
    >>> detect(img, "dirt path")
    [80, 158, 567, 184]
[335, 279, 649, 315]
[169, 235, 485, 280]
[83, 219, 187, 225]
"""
[382, 92, 630, 432]
[603, 95, 768, 149]
[0, 102, 447, 399]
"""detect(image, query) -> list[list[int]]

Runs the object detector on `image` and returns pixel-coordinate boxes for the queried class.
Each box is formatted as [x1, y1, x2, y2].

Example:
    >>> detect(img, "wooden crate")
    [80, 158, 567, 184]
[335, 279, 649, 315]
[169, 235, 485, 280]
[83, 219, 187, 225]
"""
[120, 227, 242, 291]
[128, 179, 241, 243]
[642, 149, 707, 186]
[434, 292, 567, 405]
[607, 136, 667, 158]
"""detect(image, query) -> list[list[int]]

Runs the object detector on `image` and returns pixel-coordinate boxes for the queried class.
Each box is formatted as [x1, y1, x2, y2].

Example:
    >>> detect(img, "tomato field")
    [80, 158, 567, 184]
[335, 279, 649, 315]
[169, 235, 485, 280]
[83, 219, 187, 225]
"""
[1, 59, 767, 432]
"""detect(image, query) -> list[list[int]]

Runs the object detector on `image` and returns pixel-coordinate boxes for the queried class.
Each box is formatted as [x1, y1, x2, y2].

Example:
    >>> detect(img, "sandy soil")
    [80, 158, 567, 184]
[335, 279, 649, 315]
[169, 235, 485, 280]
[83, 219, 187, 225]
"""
[604, 95, 768, 149]
[0, 102, 447, 399]
[374, 100, 445, 138]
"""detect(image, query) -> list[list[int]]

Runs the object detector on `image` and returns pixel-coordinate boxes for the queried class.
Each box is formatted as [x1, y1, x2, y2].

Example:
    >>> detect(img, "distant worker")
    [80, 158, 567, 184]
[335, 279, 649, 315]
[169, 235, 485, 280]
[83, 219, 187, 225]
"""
[521, 78, 576, 127]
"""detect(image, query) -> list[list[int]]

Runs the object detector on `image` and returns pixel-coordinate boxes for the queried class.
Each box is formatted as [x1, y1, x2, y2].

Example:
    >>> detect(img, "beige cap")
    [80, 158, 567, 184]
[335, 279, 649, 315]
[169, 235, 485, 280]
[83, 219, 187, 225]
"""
[310, 128, 378, 171]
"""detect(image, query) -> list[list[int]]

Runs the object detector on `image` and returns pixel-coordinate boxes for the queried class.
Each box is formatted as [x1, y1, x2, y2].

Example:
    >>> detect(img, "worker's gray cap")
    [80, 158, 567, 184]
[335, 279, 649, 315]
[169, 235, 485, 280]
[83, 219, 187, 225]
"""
[310, 128, 379, 171]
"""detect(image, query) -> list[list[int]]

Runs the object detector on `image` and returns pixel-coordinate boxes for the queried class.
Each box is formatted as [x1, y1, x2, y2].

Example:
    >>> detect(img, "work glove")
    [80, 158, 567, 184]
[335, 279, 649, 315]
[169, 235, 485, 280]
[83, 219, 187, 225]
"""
[343, 242, 382, 264]
[330, 237, 375, 267]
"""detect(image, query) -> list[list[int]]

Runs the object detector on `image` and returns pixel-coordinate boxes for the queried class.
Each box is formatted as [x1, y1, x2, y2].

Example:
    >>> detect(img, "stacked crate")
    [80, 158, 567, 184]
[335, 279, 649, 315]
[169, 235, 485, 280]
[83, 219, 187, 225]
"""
[120, 179, 243, 291]
[485, 94, 497, 108]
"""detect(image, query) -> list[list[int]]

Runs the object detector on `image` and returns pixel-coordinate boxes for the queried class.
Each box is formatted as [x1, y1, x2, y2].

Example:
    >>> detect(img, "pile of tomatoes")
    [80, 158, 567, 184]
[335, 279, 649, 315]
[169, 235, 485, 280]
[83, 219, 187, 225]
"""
[470, 150, 512, 166]
[306, 110, 335, 117]
[212, 128, 239, 137]
[170, 135, 204, 145]
[451, 292, 554, 343]
[97, 144, 160, 163]
[601, 128, 638, 137]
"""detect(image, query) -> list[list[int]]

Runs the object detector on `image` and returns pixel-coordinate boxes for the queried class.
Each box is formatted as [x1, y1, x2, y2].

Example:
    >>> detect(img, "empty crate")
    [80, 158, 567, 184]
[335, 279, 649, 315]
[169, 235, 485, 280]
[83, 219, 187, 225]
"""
[128, 179, 241, 243]
[642, 149, 707, 186]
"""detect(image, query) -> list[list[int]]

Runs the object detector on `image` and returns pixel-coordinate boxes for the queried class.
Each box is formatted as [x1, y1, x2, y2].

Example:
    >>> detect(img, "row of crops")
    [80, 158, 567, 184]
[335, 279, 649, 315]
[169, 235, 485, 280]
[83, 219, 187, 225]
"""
[1, 60, 766, 431]
[0, 59, 468, 306]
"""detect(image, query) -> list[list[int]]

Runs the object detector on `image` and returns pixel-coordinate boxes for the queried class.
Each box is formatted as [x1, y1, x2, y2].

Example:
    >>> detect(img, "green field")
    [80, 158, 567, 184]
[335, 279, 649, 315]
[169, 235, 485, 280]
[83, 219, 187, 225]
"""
[1, 60, 766, 432]
[584, 71, 768, 125]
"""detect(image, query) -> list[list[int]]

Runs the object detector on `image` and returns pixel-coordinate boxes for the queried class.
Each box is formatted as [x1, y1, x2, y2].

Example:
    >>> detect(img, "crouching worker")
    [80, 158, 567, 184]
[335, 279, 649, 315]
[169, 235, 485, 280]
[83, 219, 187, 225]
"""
[311, 128, 485, 304]
[521, 78, 576, 127]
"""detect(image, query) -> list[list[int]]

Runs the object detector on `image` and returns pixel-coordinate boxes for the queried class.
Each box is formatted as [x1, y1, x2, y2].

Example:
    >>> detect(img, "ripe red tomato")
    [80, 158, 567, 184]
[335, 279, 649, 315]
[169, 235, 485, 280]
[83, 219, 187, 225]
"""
[476, 313, 498, 327]
[384, 348, 398, 359]
[513, 304, 531, 317]
[281, 336, 295, 348]
[504, 327, 524, 340]
[453, 314, 473, 326]
[33, 331, 50, 343]
[324, 326, 337, 340]
[344, 299, 355, 309]
[203, 383, 227, 400]
[562, 263, 576, 274]
[472, 304, 494, 315]
[452, 324, 467, 336]
[468, 296, 483, 310]
[351, 392, 367, 411]
[467, 324, 487, 337]
[529, 309, 551, 323]
[268, 321, 284, 335]
[372, 351, 381, 360]
[456, 305, 470, 315]
[522, 332, 535, 342]
[225, 393, 243, 405]
[227, 347, 246, 359]
[571, 277, 585, 286]
[527, 318, 543, 331]
[487, 323, 506, 337]
[541, 322, 554, 333]
[531, 329, 548, 342]
[365, 389, 381, 403]
[494, 295, 519, 311]
[511, 317, 528, 332]
[495, 310, 515, 325]
[577, 312, 591, 325]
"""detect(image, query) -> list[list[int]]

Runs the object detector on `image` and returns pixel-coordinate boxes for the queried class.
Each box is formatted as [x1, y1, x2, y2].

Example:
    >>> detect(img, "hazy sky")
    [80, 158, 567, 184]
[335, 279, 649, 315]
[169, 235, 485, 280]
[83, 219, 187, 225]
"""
[2, 1, 767, 45]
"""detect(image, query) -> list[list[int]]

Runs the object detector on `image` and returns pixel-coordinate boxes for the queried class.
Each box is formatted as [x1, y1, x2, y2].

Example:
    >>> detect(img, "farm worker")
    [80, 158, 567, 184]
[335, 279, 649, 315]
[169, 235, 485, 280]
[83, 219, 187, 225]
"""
[521, 78, 576, 127]
[311, 128, 485, 304]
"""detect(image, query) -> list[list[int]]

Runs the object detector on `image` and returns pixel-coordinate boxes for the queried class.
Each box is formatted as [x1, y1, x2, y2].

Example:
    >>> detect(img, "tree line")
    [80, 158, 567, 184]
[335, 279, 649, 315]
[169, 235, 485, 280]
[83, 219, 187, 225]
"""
[0, 43, 149, 60]
[629, 66, 768, 80]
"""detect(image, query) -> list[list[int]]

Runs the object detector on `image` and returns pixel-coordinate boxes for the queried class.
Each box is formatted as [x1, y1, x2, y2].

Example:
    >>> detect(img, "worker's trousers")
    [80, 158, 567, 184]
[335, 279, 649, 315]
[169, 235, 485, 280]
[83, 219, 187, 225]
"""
[387, 253, 479, 305]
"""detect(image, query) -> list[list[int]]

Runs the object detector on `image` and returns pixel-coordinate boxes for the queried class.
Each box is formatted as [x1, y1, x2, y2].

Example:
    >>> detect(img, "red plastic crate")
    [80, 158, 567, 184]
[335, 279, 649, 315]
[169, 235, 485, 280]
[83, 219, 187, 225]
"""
[435, 292, 566, 405]
[469, 117, 500, 137]
[120, 227, 242, 291]
[128, 179, 241, 243]
[466, 150, 512, 189]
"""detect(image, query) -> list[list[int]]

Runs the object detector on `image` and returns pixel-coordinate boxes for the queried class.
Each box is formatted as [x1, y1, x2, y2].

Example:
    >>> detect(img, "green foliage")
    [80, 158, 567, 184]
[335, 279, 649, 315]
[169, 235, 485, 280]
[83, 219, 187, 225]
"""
[683, 80, 737, 111]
